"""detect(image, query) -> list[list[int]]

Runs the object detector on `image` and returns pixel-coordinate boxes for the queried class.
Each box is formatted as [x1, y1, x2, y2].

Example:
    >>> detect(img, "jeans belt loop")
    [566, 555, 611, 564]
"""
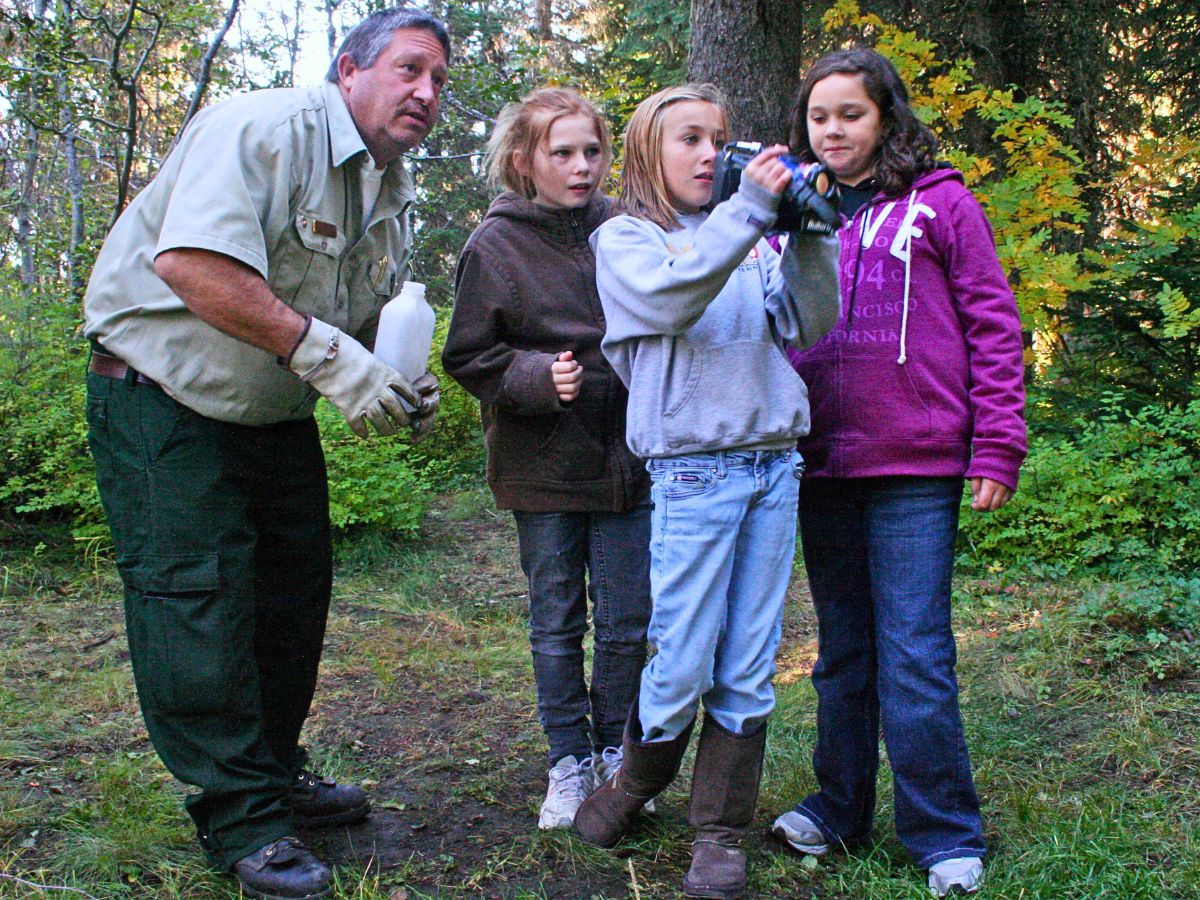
[715, 451, 727, 479]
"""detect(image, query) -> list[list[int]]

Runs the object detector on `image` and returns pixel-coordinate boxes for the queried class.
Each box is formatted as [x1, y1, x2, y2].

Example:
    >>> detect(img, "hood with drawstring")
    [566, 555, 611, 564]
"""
[788, 167, 1027, 489]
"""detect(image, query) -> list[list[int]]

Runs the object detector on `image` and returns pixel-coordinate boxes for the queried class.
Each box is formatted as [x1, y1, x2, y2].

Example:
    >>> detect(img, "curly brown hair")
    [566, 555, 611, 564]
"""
[789, 47, 938, 198]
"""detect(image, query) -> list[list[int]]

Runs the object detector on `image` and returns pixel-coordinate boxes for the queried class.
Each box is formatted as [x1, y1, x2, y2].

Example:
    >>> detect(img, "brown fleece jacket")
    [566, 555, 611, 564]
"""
[443, 191, 648, 512]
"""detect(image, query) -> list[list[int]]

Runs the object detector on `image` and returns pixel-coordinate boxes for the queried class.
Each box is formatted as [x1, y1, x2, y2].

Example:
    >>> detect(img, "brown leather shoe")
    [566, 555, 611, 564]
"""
[232, 837, 331, 899]
[292, 770, 370, 828]
[683, 841, 749, 900]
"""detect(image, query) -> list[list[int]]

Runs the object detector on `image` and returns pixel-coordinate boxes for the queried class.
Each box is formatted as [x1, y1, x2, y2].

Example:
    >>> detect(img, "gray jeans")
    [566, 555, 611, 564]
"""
[513, 501, 652, 766]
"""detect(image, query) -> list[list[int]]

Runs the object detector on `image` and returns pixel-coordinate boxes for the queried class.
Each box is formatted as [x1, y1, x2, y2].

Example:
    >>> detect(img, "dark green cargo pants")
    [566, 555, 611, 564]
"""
[86, 367, 333, 870]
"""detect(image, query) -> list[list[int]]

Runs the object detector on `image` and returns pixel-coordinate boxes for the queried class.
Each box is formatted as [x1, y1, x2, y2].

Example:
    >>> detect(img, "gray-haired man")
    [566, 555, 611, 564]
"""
[82, 8, 448, 897]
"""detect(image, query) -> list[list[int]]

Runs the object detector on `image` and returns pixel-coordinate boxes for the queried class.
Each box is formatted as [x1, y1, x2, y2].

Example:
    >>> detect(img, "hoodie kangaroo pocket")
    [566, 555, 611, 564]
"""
[838, 353, 933, 439]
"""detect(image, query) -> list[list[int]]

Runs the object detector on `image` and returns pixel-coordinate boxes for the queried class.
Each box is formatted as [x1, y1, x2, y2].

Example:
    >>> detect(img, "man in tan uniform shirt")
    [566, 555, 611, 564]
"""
[82, 7, 447, 897]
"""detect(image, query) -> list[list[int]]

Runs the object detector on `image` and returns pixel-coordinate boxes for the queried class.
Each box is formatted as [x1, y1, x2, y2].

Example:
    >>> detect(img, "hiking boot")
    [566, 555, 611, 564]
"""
[594, 745, 655, 814]
[538, 754, 594, 830]
[771, 809, 830, 856]
[681, 716, 767, 900]
[292, 770, 370, 828]
[928, 857, 984, 896]
[232, 836, 331, 899]
[574, 700, 694, 848]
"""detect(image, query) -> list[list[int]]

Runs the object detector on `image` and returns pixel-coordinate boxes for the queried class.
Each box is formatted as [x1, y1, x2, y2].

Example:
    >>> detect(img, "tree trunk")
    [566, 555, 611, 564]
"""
[536, 0, 552, 39]
[15, 0, 49, 286]
[687, 0, 807, 144]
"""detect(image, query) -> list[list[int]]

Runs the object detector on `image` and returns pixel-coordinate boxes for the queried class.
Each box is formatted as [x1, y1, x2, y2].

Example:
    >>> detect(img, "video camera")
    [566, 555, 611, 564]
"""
[711, 142, 841, 234]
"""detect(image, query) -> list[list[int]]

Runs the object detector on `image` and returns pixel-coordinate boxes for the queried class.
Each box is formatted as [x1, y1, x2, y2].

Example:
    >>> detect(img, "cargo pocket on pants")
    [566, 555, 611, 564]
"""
[118, 552, 236, 716]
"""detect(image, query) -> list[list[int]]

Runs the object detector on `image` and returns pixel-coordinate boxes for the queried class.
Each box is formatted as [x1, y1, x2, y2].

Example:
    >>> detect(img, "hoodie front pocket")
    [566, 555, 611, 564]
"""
[838, 352, 932, 439]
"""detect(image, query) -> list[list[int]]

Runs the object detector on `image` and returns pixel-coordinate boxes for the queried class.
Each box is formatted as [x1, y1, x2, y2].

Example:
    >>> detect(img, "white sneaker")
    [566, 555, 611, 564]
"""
[772, 810, 830, 856]
[537, 755, 594, 829]
[593, 746, 656, 814]
[928, 857, 983, 896]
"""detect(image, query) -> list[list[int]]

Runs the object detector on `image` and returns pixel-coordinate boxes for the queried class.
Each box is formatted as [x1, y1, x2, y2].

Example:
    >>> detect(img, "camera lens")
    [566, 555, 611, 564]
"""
[801, 162, 834, 198]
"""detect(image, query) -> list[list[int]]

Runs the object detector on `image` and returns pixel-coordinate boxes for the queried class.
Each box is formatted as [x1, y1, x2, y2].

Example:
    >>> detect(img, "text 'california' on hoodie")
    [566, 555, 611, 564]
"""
[788, 167, 1027, 489]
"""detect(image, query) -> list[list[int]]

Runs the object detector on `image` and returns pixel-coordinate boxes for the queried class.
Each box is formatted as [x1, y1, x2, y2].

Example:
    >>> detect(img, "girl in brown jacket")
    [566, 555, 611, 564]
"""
[442, 87, 651, 831]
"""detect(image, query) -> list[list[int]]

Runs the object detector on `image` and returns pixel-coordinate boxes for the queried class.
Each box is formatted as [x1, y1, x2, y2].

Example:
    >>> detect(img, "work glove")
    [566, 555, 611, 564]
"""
[287, 316, 419, 438]
[409, 372, 440, 443]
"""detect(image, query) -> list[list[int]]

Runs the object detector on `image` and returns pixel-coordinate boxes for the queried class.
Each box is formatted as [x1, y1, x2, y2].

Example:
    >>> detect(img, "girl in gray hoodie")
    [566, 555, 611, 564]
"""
[572, 83, 839, 900]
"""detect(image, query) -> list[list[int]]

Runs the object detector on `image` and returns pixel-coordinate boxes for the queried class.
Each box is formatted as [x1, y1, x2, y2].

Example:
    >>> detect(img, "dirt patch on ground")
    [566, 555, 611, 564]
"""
[0, 493, 825, 899]
[297, 496, 822, 898]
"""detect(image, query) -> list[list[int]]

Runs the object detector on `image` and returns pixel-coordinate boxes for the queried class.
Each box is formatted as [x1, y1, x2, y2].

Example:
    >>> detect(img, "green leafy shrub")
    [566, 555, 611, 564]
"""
[0, 291, 483, 545]
[0, 290, 105, 542]
[316, 402, 433, 535]
[1075, 576, 1200, 680]
[1045, 178, 1200, 419]
[959, 397, 1200, 578]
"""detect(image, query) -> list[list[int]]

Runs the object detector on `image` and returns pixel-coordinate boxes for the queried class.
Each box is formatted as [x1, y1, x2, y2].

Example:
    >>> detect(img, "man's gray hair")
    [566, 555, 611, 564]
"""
[326, 6, 450, 83]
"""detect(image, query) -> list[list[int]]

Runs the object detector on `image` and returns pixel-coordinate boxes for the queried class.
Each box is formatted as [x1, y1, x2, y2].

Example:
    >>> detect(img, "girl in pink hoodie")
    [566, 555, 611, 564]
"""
[770, 48, 1027, 898]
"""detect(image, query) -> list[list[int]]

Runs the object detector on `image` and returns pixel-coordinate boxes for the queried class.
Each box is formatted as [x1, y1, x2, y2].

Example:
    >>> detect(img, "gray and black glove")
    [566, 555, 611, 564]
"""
[409, 372, 440, 443]
[287, 316, 419, 438]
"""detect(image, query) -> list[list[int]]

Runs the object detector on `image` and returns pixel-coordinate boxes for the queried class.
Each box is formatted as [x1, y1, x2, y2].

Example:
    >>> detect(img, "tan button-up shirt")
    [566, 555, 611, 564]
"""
[83, 80, 416, 425]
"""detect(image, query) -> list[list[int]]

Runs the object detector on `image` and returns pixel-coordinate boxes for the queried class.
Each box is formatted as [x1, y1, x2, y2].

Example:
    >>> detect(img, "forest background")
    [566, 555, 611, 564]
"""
[3, 0, 1197, 679]
[0, 0, 1198, 897]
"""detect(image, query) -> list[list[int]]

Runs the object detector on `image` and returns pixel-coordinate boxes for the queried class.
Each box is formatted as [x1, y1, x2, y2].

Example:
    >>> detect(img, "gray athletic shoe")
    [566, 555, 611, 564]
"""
[928, 857, 983, 896]
[538, 755, 594, 830]
[772, 809, 830, 856]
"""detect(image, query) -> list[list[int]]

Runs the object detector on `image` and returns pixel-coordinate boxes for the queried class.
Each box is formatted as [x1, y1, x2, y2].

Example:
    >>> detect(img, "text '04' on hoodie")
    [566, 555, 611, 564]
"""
[788, 167, 1028, 489]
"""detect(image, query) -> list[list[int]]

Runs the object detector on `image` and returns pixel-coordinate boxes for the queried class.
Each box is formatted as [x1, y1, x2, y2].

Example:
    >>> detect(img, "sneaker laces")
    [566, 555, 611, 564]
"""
[598, 746, 624, 784]
[548, 757, 593, 802]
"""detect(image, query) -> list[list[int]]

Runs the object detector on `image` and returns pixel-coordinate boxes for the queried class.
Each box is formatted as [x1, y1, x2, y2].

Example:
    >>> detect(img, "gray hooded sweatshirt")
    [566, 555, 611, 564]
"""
[594, 179, 840, 459]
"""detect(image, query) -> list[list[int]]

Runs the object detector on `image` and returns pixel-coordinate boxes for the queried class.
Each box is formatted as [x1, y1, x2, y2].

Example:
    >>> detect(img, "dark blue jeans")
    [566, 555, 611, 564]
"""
[513, 503, 652, 766]
[795, 477, 985, 868]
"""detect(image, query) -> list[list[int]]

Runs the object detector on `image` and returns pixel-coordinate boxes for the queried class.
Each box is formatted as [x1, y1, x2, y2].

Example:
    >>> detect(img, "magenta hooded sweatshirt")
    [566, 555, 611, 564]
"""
[789, 167, 1027, 490]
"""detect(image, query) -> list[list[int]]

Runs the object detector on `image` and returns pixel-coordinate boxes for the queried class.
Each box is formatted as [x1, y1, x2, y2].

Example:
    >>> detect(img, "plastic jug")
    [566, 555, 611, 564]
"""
[374, 280, 436, 412]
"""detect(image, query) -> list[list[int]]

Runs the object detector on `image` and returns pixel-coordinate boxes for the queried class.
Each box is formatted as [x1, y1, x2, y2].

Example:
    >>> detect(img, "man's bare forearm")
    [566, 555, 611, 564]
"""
[154, 248, 306, 359]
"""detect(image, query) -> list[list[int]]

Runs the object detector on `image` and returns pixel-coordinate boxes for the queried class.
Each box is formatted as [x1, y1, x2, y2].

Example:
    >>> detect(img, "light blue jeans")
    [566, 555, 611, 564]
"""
[639, 449, 802, 742]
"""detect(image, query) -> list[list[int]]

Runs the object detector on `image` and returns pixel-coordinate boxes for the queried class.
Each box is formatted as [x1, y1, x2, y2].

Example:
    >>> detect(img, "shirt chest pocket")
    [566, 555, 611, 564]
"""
[275, 210, 348, 316]
[363, 252, 400, 299]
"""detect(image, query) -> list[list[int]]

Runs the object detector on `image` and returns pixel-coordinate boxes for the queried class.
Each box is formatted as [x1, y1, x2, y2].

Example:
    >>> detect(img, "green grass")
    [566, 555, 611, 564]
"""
[1, 487, 1198, 898]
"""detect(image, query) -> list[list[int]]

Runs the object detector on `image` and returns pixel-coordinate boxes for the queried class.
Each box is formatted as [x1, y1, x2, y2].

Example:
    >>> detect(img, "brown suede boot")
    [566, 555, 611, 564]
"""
[681, 715, 767, 899]
[574, 701, 695, 848]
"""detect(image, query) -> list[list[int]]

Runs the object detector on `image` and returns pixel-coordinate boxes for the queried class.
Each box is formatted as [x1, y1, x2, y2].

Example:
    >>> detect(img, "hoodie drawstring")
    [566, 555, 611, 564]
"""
[844, 206, 870, 327]
[896, 189, 917, 366]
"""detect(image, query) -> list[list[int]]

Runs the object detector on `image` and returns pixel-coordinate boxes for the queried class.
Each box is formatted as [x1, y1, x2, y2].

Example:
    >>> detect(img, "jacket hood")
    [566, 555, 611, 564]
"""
[483, 191, 613, 244]
[905, 165, 963, 194]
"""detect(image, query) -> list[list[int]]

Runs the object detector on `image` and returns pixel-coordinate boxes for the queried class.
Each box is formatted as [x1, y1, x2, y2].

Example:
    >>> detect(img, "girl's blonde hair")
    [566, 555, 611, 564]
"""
[484, 87, 612, 200]
[620, 83, 729, 232]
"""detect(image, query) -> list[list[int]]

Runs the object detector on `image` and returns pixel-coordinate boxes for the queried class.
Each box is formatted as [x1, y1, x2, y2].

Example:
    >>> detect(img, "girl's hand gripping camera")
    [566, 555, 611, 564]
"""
[711, 142, 841, 234]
